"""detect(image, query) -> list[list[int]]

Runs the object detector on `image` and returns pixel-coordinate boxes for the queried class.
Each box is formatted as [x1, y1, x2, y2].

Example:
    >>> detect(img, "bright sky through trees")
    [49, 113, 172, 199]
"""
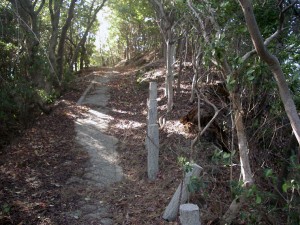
[96, 7, 110, 50]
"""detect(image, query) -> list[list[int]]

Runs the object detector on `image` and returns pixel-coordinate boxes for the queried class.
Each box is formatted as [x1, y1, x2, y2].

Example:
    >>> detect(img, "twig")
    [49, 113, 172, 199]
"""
[190, 90, 222, 161]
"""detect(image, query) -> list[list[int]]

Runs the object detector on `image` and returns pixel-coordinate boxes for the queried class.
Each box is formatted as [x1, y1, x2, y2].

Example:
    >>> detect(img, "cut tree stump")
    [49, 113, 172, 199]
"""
[179, 203, 201, 225]
[163, 164, 203, 221]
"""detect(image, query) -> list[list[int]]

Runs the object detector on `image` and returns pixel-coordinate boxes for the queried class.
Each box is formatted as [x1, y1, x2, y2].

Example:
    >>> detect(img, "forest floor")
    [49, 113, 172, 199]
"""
[1, 63, 238, 225]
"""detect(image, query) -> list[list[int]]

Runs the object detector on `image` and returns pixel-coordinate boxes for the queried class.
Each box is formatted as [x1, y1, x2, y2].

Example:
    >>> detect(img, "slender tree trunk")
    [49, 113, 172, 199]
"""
[231, 92, 253, 184]
[238, 0, 300, 156]
[57, 0, 77, 82]
[148, 0, 176, 111]
[80, 46, 86, 70]
[190, 43, 201, 103]
[166, 35, 175, 112]
[48, 0, 62, 86]
[70, 0, 107, 71]
[177, 37, 185, 94]
[9, 0, 45, 87]
[221, 64, 254, 225]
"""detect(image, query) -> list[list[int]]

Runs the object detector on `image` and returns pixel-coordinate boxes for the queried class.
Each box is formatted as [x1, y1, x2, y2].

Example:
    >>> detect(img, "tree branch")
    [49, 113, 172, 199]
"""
[35, 0, 45, 15]
[238, 0, 300, 159]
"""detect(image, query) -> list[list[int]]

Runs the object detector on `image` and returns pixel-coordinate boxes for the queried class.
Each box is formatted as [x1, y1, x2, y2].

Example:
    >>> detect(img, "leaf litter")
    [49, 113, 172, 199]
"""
[1, 66, 236, 225]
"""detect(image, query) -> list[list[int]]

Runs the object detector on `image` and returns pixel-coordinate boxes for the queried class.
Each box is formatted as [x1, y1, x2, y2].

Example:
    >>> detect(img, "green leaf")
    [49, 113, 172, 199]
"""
[264, 169, 273, 178]
[256, 195, 262, 204]
[246, 68, 255, 75]
[282, 183, 289, 193]
[226, 75, 236, 91]
[248, 76, 255, 81]
[223, 152, 231, 159]
[187, 176, 201, 193]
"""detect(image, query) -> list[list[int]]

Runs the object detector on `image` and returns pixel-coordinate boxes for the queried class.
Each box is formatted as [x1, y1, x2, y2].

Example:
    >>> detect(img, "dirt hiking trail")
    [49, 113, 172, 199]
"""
[64, 70, 123, 224]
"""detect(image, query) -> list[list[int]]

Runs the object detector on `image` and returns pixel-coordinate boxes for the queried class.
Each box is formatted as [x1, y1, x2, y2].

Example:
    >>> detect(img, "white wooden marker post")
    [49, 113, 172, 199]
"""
[163, 164, 203, 221]
[179, 203, 201, 225]
[147, 82, 159, 180]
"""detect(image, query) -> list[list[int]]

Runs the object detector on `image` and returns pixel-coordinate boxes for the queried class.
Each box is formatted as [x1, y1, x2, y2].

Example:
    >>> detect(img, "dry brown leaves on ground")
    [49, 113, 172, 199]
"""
[0, 72, 93, 225]
[104, 66, 234, 224]
[1, 66, 235, 225]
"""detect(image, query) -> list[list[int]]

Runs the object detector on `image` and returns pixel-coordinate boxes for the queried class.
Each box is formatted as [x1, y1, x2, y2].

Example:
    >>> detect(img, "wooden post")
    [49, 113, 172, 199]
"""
[149, 82, 157, 99]
[147, 124, 159, 180]
[148, 82, 157, 124]
[147, 82, 159, 180]
[148, 99, 157, 125]
[179, 204, 201, 225]
[163, 164, 203, 221]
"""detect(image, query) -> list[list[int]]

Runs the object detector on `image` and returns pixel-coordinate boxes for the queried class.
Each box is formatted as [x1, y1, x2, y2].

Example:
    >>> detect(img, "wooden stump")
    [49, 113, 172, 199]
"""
[179, 204, 201, 225]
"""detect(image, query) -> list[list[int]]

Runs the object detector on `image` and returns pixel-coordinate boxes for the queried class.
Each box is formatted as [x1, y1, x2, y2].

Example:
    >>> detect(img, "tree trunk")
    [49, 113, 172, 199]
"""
[189, 44, 201, 103]
[148, 0, 176, 111]
[231, 91, 253, 184]
[70, 0, 107, 71]
[80, 47, 85, 71]
[220, 61, 254, 224]
[166, 36, 175, 112]
[57, 0, 77, 82]
[238, 0, 300, 154]
[177, 37, 186, 94]
[9, 0, 45, 87]
[48, 0, 62, 86]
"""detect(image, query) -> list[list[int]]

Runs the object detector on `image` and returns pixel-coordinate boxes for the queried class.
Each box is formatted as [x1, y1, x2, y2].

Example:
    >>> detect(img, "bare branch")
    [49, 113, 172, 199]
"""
[241, 0, 298, 63]
[190, 88, 222, 160]
[282, 0, 299, 14]
[186, 0, 209, 43]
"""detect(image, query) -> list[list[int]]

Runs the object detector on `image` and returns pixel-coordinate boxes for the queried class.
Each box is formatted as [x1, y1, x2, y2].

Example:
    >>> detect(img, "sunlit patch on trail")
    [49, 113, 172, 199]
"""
[112, 108, 136, 115]
[113, 119, 144, 130]
[163, 119, 192, 138]
[89, 109, 113, 120]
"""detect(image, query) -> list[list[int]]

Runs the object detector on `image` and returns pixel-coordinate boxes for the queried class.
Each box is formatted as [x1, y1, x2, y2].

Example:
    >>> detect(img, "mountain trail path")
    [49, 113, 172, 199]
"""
[64, 70, 123, 225]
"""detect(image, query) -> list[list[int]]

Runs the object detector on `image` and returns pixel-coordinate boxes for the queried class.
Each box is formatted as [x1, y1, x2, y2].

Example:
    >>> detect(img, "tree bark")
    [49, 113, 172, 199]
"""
[231, 92, 253, 184]
[166, 36, 175, 111]
[48, 0, 62, 86]
[148, 0, 175, 112]
[8, 0, 45, 87]
[186, 1, 255, 223]
[57, 0, 77, 82]
[177, 36, 185, 94]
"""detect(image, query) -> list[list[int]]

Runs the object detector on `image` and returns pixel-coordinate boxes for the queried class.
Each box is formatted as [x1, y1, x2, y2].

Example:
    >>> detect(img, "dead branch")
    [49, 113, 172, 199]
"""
[190, 88, 221, 161]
